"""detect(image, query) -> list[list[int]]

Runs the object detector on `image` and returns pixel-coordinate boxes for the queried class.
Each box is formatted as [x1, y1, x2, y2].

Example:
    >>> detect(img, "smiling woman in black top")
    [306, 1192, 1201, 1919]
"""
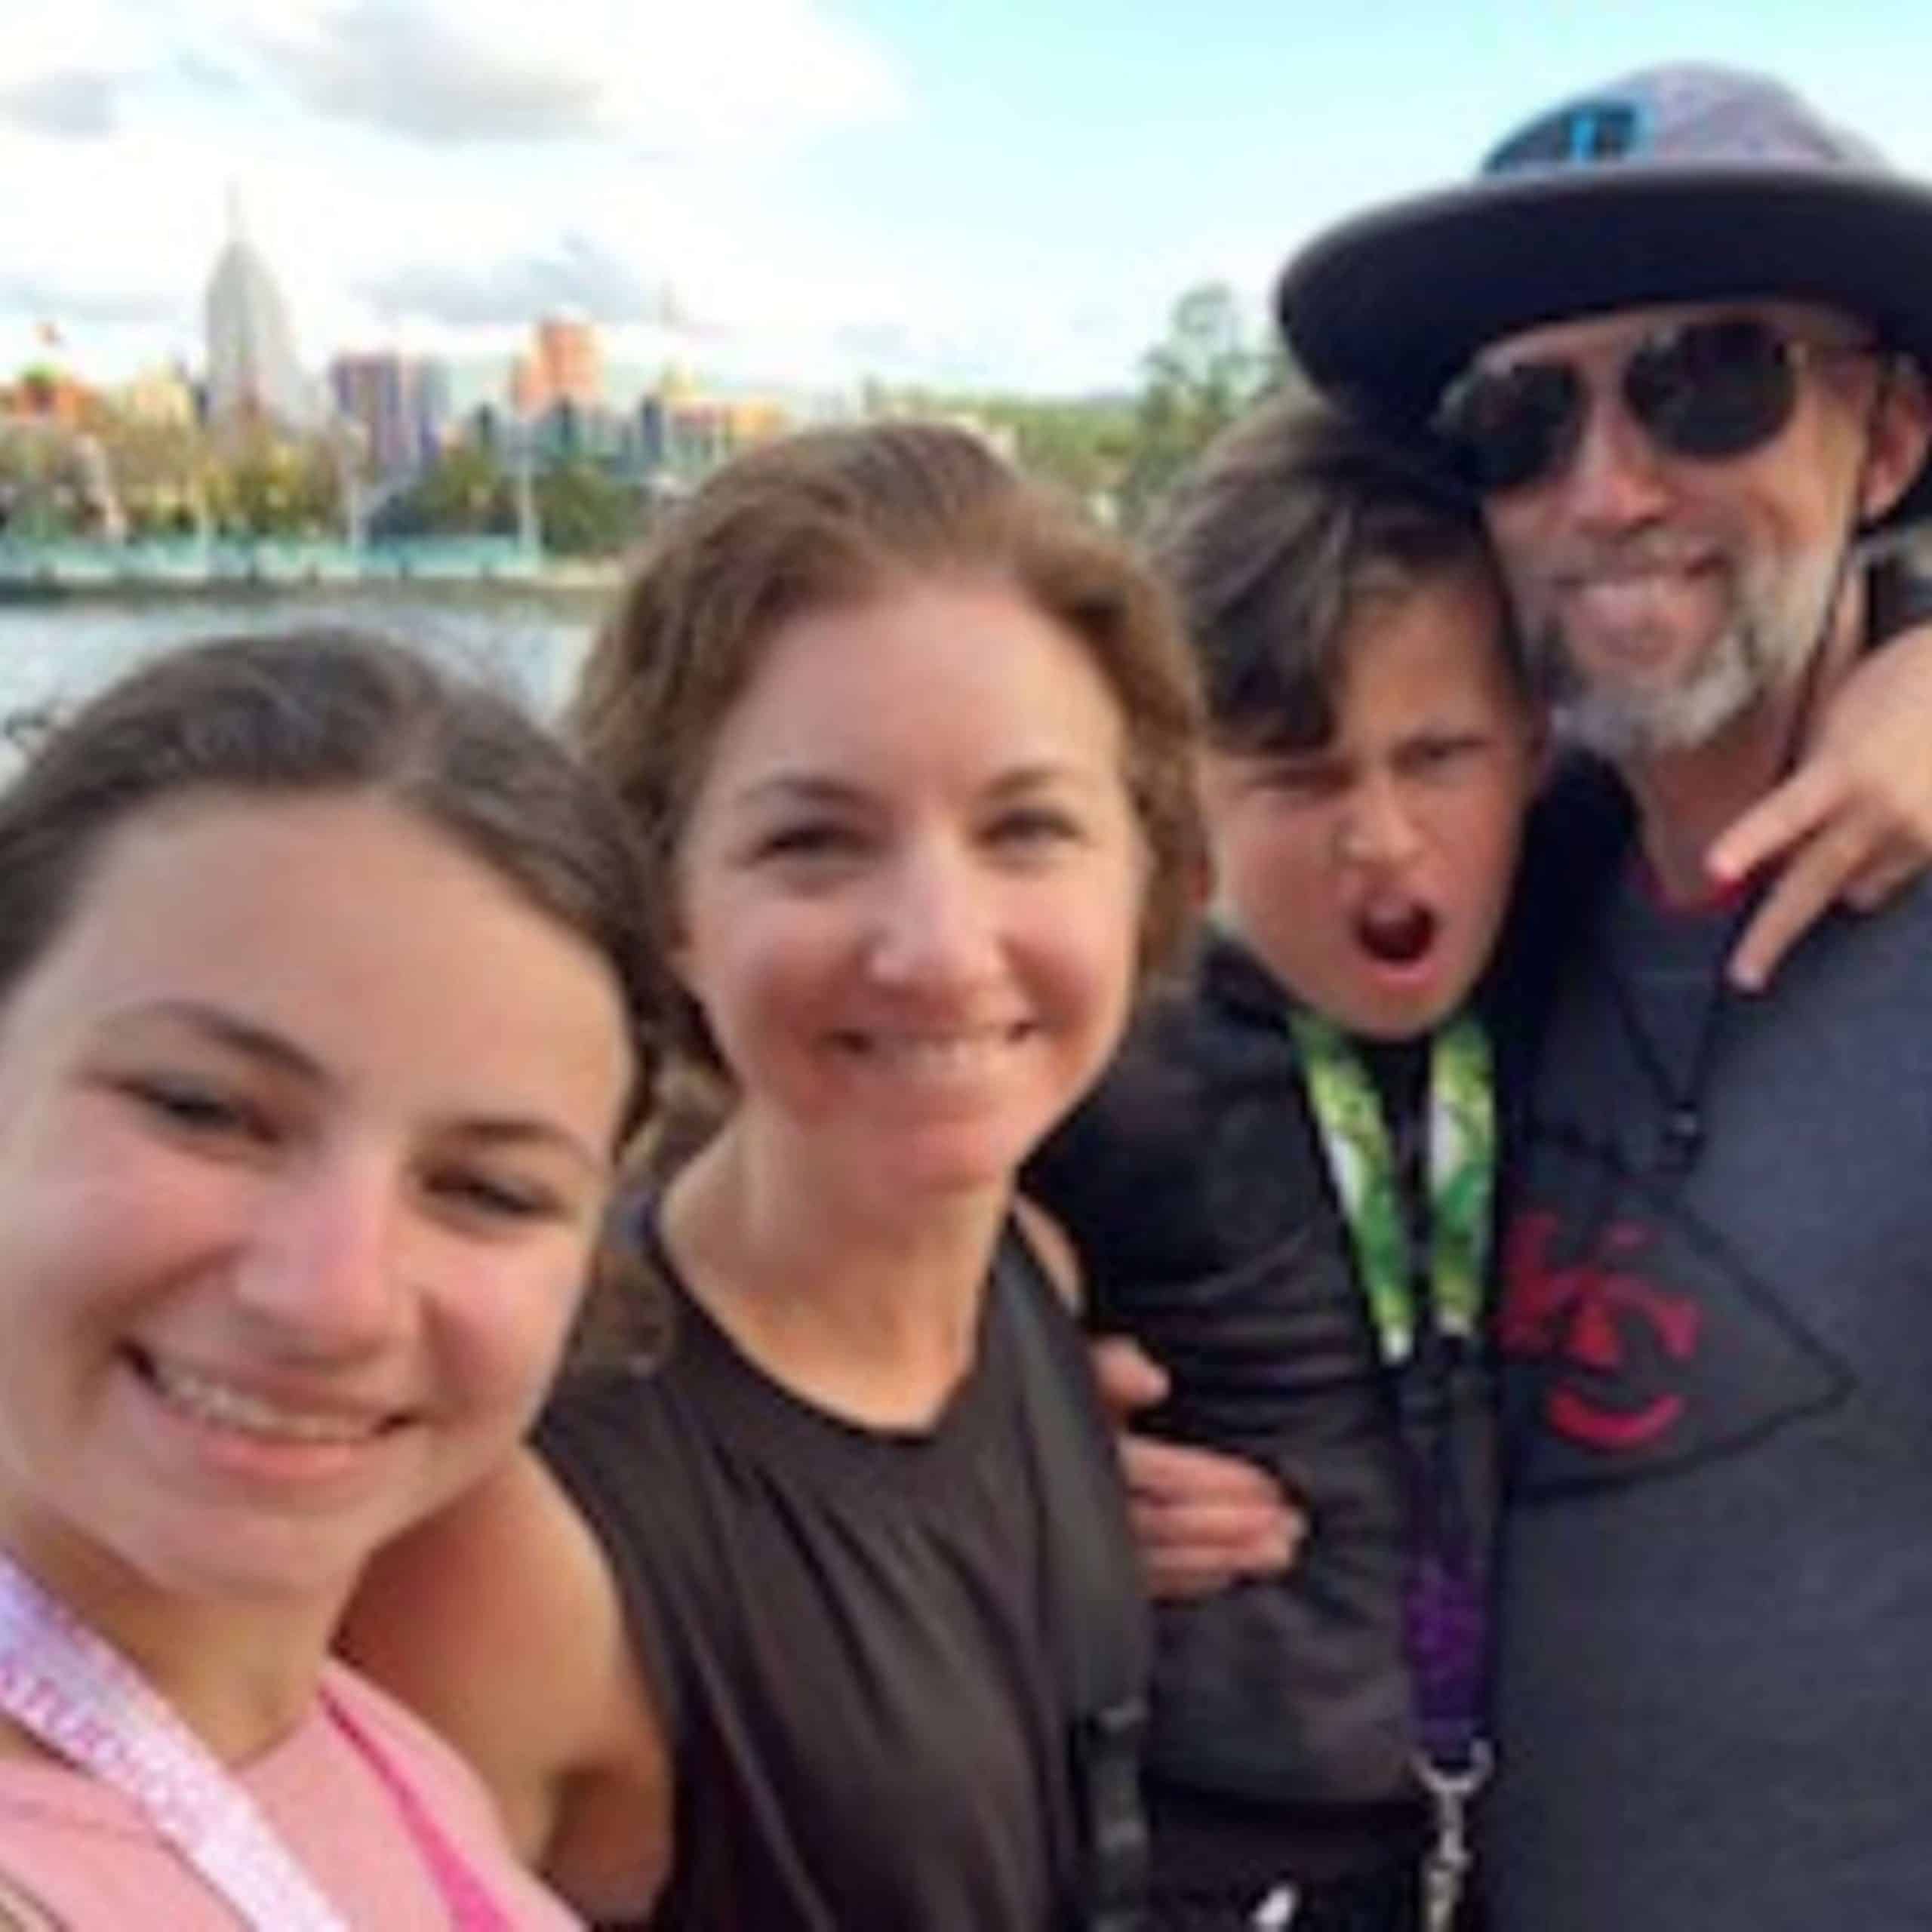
[343, 421, 1204, 1930]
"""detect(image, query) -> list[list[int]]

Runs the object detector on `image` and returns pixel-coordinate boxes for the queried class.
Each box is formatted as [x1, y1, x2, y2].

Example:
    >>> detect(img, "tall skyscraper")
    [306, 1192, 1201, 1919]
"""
[330, 352, 453, 475]
[415, 359, 452, 460]
[510, 315, 604, 416]
[205, 198, 310, 430]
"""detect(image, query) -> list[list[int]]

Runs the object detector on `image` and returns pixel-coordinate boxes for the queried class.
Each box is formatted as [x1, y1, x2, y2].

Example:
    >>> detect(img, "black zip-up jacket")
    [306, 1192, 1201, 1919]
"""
[1023, 760, 1629, 1890]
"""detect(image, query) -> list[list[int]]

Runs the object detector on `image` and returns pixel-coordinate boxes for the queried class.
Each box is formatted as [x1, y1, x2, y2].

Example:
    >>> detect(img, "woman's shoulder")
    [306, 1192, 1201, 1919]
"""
[306, 1665, 582, 1930]
[316, 1660, 509, 1820]
[338, 1451, 666, 1874]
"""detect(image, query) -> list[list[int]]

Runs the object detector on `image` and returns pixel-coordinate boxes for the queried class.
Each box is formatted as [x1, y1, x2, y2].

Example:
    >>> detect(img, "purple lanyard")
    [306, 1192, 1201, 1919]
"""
[0, 1552, 512, 1930]
[1291, 1014, 1496, 1930]
[1395, 1359, 1490, 1774]
[1398, 1413, 1494, 1932]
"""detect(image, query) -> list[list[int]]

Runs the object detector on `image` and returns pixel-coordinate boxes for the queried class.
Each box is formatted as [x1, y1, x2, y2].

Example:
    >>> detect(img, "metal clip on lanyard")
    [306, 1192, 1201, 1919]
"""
[1289, 1009, 1498, 1932]
[1417, 1739, 1493, 1932]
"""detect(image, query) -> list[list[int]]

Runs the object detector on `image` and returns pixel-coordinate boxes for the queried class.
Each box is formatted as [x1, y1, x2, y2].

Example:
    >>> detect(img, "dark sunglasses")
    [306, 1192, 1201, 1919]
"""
[1434, 315, 1875, 495]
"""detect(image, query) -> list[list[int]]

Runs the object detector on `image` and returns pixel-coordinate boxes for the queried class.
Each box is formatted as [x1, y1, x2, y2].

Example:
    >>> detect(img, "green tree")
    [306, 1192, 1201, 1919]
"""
[852, 385, 1137, 518]
[207, 427, 343, 538]
[980, 395, 1138, 515]
[242, 451, 334, 537]
[96, 417, 212, 537]
[1118, 281, 1298, 531]
[397, 441, 515, 536]
[534, 459, 638, 557]
[0, 431, 78, 538]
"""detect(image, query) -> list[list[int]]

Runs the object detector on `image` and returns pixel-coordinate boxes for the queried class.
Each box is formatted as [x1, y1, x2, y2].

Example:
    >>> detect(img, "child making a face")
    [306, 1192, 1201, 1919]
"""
[1029, 397, 1593, 1932]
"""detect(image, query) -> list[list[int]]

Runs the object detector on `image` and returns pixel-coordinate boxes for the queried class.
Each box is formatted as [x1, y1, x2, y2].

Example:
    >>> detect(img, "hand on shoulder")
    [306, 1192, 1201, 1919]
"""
[1713, 616, 1932, 989]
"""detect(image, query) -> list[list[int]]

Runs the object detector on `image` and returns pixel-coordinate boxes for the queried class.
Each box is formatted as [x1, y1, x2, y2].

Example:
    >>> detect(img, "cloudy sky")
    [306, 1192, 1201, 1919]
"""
[6, 0, 1930, 404]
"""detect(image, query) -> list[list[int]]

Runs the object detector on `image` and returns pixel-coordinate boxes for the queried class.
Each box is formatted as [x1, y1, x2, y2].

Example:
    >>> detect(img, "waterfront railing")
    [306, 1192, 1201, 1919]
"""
[0, 535, 545, 590]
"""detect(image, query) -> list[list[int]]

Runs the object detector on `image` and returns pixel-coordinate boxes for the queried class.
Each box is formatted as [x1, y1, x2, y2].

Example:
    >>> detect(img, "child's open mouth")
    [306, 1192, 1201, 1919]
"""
[1353, 900, 1439, 969]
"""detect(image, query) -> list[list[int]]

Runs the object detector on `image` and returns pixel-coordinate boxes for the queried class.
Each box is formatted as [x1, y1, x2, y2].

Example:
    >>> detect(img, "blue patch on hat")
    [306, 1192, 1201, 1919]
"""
[1484, 94, 1652, 174]
[1478, 66, 1881, 179]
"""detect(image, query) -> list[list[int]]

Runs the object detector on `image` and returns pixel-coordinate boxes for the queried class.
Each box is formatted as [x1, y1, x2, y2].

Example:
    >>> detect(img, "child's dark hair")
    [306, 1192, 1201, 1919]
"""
[0, 630, 660, 1137]
[1149, 395, 1523, 753]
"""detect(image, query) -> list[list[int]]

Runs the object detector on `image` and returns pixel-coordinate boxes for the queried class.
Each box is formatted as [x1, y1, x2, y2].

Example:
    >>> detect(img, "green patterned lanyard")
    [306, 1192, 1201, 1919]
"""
[1288, 1009, 1496, 1364]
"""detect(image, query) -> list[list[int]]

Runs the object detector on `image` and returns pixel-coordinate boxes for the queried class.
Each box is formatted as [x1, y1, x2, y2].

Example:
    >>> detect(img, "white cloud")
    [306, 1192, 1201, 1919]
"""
[0, 2, 179, 136]
[358, 232, 682, 328]
[255, 5, 598, 144]
[229, 0, 905, 148]
[0, 0, 905, 148]
[0, 275, 174, 327]
[0, 72, 125, 137]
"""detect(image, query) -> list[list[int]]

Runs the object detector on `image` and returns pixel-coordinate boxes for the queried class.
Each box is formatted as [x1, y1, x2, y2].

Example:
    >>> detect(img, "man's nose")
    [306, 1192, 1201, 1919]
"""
[1558, 378, 1675, 535]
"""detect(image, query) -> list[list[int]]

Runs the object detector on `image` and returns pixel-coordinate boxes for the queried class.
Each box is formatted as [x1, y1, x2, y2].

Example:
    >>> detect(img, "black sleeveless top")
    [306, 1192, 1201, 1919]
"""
[534, 1217, 1139, 1932]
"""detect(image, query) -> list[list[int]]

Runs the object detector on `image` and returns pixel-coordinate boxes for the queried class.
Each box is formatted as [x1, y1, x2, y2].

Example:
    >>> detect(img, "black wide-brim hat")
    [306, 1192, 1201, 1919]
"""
[1277, 64, 1932, 531]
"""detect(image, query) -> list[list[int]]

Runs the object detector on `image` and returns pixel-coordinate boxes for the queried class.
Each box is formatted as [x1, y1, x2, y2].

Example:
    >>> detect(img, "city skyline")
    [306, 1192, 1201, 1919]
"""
[8, 215, 801, 477]
[23, 202, 838, 426]
[31, 210, 791, 424]
[5, 2, 1932, 399]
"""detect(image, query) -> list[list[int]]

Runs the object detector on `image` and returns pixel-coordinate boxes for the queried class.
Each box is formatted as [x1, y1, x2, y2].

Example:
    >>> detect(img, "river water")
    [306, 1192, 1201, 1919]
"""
[0, 584, 610, 761]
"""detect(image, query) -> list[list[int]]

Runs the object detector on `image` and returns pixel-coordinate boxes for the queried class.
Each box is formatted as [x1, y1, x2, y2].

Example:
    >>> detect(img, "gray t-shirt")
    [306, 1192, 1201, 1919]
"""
[1487, 865, 1932, 1929]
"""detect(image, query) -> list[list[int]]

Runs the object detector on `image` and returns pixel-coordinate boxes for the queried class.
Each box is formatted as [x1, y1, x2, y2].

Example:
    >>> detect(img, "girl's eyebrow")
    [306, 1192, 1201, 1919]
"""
[110, 998, 325, 1081]
[106, 999, 606, 1175]
[446, 1115, 607, 1180]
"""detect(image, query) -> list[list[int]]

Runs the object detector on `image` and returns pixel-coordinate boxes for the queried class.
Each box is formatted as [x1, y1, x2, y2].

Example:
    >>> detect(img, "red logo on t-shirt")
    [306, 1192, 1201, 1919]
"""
[1500, 1212, 1703, 1451]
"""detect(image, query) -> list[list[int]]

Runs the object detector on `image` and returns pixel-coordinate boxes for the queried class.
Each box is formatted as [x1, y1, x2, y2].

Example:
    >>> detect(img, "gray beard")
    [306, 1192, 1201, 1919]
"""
[1533, 545, 1843, 758]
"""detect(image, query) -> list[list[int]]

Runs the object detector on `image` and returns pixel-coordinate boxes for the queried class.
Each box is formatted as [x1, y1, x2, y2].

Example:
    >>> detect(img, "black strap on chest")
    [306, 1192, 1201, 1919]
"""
[1000, 1236, 1150, 1932]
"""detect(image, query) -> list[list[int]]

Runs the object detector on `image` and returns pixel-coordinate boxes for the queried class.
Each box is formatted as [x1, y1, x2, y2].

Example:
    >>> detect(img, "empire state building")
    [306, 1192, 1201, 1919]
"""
[204, 199, 311, 429]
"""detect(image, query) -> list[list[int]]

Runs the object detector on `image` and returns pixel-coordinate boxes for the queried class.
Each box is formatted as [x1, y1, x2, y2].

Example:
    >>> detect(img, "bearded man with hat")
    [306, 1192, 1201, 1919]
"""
[1275, 61, 1932, 1928]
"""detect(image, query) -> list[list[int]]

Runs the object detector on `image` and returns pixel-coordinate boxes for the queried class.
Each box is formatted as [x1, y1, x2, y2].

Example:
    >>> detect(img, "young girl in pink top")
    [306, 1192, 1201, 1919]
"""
[0, 632, 654, 1928]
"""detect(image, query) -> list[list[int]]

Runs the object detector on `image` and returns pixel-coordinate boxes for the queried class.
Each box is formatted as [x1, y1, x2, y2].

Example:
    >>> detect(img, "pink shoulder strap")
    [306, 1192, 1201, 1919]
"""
[323, 1687, 517, 1932]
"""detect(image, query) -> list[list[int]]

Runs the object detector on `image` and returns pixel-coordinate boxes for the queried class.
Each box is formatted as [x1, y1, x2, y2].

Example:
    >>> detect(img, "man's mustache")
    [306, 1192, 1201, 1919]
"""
[1533, 531, 1726, 590]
